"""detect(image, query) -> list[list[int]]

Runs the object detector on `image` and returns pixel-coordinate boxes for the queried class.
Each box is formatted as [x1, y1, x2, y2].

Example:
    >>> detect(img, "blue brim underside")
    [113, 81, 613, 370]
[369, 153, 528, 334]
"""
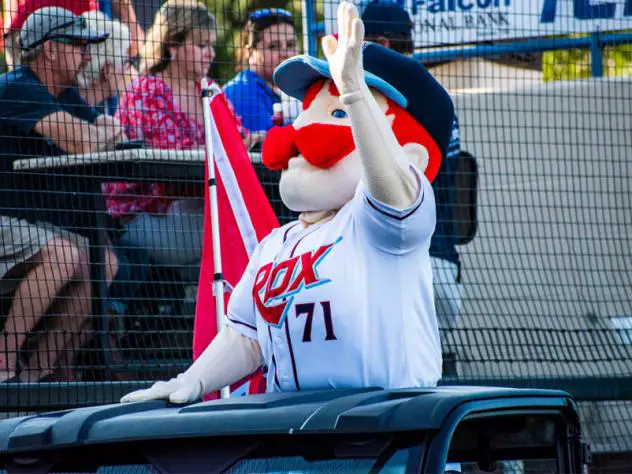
[274, 55, 408, 109]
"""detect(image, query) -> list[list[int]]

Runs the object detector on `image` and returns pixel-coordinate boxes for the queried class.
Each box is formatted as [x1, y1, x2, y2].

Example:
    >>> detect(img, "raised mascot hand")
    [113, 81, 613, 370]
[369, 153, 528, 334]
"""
[321, 2, 366, 99]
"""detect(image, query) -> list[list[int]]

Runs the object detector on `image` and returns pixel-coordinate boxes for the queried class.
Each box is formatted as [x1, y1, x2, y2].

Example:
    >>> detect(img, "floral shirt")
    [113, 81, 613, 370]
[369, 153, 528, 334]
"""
[102, 75, 206, 219]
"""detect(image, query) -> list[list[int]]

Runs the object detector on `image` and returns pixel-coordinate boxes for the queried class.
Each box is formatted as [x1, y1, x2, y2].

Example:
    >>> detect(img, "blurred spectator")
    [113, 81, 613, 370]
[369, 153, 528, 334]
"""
[0, 218, 118, 382]
[361, 0, 464, 329]
[2, 0, 144, 69]
[129, 0, 160, 32]
[56, 11, 151, 336]
[223, 8, 299, 138]
[430, 119, 464, 328]
[361, 0, 413, 55]
[0, 7, 128, 169]
[72, 10, 137, 114]
[103, 0, 217, 281]
[0, 7, 125, 382]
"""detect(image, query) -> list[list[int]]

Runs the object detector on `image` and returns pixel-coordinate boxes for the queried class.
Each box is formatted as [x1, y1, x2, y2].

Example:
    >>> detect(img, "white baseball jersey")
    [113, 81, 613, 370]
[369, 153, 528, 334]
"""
[226, 165, 442, 392]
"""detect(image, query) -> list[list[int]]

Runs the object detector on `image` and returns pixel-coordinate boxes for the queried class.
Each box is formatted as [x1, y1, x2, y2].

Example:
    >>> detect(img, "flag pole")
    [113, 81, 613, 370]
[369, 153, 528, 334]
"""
[200, 77, 231, 400]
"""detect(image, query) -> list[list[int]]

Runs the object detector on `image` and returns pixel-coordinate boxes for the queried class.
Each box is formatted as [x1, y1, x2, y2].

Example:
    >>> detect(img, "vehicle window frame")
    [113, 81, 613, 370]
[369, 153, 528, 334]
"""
[440, 410, 577, 474]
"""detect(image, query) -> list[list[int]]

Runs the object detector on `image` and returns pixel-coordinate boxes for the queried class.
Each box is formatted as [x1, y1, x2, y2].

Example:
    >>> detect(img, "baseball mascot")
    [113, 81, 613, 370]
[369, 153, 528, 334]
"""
[122, 1, 454, 404]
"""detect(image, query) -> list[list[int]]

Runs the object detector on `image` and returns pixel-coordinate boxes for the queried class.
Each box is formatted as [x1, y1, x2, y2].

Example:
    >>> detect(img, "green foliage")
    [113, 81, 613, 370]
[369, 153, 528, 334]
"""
[542, 32, 632, 82]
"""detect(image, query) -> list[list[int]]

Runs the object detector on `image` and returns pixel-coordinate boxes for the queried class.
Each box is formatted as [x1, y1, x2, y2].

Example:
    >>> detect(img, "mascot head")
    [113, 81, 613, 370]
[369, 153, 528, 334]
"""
[262, 42, 454, 213]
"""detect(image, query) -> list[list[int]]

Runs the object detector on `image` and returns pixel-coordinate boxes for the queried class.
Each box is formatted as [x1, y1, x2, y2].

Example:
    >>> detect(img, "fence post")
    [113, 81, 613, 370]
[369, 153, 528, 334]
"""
[590, 31, 604, 77]
[301, 0, 318, 56]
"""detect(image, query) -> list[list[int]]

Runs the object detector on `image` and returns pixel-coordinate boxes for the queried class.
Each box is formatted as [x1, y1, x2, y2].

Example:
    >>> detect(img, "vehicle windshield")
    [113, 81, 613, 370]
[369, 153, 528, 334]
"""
[225, 447, 411, 473]
[46, 434, 422, 474]
[82, 450, 411, 474]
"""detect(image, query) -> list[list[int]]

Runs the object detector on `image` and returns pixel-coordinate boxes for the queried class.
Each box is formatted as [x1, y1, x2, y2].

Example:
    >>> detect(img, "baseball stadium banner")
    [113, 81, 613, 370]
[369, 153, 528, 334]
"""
[324, 0, 632, 47]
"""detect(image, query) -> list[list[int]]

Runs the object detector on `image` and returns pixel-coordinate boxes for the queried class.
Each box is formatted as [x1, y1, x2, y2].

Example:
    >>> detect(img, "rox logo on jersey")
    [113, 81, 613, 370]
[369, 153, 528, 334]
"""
[252, 238, 341, 327]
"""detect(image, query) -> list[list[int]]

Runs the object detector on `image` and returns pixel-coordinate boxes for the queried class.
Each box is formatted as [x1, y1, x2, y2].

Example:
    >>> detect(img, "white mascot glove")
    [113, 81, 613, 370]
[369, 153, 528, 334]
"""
[120, 325, 263, 404]
[322, 2, 366, 98]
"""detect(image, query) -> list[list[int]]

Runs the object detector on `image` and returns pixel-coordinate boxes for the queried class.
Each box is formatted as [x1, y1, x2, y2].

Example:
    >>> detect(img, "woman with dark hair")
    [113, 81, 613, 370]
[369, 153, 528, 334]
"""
[223, 8, 299, 135]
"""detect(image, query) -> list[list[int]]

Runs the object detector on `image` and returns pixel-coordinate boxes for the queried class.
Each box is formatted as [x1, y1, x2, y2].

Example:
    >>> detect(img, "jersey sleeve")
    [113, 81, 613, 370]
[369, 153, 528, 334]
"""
[352, 164, 436, 255]
[225, 239, 266, 340]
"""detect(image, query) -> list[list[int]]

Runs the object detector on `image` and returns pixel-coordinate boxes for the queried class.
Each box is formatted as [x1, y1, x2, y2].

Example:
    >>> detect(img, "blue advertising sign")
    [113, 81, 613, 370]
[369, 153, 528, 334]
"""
[324, 0, 632, 47]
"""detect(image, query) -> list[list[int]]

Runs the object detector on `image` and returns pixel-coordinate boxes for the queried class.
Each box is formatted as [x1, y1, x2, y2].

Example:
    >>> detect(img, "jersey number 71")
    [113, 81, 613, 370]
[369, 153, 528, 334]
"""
[295, 301, 337, 343]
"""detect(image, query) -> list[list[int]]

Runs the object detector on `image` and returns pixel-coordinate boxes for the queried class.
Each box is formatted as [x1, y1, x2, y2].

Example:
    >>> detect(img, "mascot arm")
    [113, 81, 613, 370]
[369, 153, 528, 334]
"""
[343, 87, 417, 209]
[120, 325, 263, 404]
[322, 1, 418, 210]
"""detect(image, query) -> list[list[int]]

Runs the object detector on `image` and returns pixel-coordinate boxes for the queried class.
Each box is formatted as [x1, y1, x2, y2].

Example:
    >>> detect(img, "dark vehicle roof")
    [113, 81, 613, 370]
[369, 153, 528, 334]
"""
[0, 386, 576, 454]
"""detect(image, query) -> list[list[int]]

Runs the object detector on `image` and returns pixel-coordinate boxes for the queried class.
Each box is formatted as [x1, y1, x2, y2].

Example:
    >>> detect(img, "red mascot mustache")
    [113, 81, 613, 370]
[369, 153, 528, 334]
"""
[262, 123, 356, 171]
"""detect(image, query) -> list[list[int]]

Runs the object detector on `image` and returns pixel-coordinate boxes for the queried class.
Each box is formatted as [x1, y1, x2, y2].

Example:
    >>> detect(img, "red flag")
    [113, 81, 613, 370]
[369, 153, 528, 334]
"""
[193, 90, 279, 399]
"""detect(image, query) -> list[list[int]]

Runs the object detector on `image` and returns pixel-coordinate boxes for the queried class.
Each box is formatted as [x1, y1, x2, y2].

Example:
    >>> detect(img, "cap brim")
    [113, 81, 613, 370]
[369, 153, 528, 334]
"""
[56, 24, 108, 44]
[273, 55, 407, 108]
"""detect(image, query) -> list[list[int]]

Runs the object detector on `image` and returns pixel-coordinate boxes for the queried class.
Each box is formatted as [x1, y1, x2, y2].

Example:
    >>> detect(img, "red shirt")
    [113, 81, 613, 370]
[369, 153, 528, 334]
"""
[4, 0, 98, 31]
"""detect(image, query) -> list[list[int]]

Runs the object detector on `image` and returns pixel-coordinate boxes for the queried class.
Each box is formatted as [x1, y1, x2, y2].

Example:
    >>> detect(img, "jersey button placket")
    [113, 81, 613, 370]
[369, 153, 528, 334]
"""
[268, 235, 293, 391]
[271, 328, 288, 389]
[266, 223, 314, 392]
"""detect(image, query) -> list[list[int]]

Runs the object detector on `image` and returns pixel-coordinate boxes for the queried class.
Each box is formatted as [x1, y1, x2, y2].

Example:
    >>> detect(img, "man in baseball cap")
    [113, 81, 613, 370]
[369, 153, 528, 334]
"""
[0, 3, 128, 207]
[0, 7, 126, 383]
[14, 7, 108, 101]
[361, 0, 414, 55]
[19, 6, 107, 51]
[0, 6, 124, 172]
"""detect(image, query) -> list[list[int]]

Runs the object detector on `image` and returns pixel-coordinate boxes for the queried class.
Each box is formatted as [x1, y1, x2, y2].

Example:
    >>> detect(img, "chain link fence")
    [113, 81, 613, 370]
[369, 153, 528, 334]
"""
[0, 0, 630, 468]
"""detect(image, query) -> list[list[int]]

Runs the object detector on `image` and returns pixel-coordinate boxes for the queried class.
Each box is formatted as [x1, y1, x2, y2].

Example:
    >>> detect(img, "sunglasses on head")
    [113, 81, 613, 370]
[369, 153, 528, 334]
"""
[248, 8, 293, 22]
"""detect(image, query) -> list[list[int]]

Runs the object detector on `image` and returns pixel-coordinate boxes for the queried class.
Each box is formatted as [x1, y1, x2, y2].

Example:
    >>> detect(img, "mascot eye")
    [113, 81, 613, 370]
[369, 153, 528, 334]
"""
[331, 109, 348, 119]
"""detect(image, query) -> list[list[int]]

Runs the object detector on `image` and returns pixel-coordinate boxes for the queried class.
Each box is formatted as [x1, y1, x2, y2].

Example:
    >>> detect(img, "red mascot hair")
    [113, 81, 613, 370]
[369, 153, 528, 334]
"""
[303, 80, 442, 182]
